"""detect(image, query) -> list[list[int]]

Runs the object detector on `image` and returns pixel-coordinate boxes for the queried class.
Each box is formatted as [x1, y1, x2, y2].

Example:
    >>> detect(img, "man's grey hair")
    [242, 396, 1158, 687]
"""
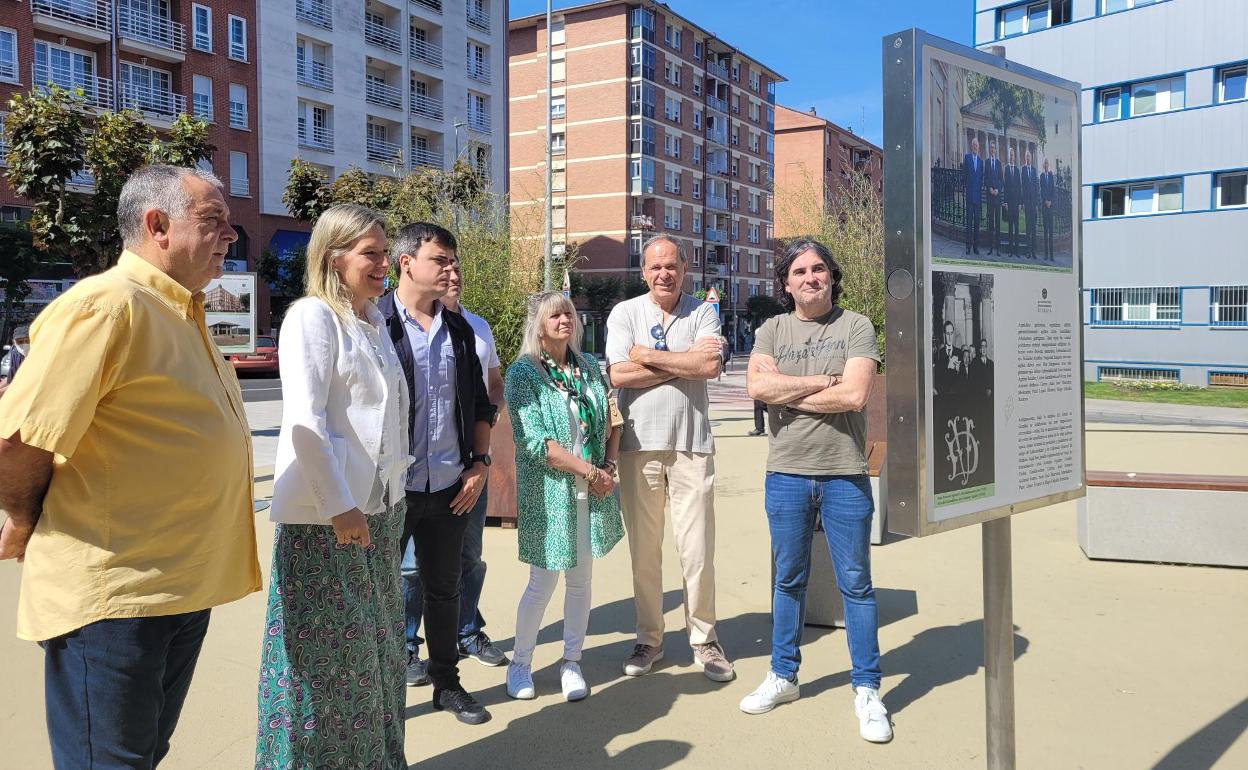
[118, 165, 223, 248]
[641, 233, 686, 266]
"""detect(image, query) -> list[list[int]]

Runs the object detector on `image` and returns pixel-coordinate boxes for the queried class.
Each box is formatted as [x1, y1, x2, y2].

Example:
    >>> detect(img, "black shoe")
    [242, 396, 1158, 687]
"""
[747, 429, 765, 436]
[433, 687, 491, 725]
[406, 653, 430, 687]
[459, 631, 508, 667]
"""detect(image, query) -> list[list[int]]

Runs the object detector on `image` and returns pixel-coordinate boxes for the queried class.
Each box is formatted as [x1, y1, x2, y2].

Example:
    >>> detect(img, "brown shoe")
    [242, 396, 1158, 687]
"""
[693, 641, 736, 682]
[622, 643, 664, 676]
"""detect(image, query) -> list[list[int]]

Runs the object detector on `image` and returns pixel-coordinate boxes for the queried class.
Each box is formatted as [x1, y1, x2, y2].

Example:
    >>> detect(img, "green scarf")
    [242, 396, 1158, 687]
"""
[540, 349, 604, 462]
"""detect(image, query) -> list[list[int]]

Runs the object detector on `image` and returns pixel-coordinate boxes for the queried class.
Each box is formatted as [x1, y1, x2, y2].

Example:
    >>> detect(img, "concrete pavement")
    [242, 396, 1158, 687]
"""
[1, 398, 1246, 768]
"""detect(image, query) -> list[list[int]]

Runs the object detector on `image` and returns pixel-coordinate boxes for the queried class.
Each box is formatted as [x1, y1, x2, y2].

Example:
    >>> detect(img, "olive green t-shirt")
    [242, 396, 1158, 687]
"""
[752, 307, 880, 475]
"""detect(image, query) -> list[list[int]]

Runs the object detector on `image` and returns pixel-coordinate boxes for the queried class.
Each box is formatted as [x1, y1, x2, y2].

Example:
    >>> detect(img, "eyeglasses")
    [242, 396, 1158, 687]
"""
[649, 323, 669, 351]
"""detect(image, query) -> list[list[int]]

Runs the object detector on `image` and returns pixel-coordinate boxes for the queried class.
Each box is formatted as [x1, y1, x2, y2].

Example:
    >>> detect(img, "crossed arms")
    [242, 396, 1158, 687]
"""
[746, 354, 876, 414]
[608, 336, 723, 389]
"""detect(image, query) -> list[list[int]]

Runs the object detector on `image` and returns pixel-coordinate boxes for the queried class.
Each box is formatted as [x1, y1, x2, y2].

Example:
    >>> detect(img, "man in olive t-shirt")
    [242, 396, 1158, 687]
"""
[741, 238, 892, 744]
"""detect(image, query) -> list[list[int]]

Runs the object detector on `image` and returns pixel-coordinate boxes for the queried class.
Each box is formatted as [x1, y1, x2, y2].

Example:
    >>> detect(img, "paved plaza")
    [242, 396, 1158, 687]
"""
[2, 386, 1246, 769]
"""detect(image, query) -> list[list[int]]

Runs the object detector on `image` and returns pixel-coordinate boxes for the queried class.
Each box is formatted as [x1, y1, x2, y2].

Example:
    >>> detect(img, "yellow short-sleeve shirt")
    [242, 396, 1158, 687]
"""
[0, 252, 261, 641]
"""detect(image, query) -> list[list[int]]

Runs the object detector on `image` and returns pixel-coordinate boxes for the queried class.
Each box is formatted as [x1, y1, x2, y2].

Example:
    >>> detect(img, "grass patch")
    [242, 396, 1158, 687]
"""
[1084, 382, 1248, 409]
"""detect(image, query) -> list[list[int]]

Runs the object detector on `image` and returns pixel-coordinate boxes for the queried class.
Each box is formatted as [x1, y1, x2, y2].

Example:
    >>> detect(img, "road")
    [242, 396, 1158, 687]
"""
[238, 376, 282, 402]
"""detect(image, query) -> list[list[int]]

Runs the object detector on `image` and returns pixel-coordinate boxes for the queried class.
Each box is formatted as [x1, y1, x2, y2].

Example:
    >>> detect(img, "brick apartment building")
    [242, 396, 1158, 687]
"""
[508, 0, 782, 347]
[0, 0, 263, 326]
[773, 104, 882, 238]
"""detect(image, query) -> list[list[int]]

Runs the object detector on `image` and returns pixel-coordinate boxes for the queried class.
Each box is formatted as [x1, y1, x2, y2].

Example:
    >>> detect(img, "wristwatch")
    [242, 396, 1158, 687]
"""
[471, 453, 492, 467]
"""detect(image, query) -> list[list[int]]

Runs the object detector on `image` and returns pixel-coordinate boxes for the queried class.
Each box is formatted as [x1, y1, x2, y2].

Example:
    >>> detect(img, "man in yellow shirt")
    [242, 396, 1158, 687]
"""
[0, 164, 261, 769]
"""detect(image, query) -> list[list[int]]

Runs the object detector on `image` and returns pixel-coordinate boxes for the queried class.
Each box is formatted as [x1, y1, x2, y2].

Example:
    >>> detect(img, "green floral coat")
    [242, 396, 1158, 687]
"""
[505, 353, 624, 570]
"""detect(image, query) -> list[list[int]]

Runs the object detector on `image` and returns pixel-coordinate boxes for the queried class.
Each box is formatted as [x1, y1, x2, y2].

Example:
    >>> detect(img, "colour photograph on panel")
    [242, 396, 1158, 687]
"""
[204, 274, 257, 354]
[927, 58, 1076, 272]
[932, 270, 996, 506]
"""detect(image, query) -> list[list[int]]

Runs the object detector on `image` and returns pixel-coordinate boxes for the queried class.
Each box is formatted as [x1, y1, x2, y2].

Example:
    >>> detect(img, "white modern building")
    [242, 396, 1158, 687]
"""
[256, 0, 507, 235]
[973, 0, 1248, 386]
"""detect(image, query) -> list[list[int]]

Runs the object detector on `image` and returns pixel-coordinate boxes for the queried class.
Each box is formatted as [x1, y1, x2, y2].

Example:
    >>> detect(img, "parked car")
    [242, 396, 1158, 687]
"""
[231, 335, 279, 375]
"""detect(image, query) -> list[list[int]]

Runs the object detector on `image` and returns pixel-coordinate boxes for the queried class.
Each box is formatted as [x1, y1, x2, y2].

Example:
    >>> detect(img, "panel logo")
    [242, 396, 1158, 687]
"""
[1037, 287, 1053, 314]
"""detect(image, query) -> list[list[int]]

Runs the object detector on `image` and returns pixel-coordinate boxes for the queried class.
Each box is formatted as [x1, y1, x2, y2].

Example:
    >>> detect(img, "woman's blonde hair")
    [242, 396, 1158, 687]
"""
[519, 291, 583, 364]
[303, 203, 388, 319]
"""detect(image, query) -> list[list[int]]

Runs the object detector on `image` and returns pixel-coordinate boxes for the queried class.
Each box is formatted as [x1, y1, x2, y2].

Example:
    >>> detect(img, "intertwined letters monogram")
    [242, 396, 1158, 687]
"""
[944, 416, 980, 487]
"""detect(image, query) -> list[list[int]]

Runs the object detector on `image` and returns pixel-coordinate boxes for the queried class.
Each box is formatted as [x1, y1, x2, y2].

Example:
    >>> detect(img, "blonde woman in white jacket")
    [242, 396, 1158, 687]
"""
[256, 204, 412, 769]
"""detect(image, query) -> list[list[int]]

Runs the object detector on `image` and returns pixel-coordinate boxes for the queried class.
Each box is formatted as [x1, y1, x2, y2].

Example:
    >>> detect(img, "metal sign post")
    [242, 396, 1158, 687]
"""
[882, 29, 1085, 770]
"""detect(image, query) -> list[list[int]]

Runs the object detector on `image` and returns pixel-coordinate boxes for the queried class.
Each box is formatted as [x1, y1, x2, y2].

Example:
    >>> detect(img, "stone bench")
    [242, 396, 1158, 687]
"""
[1078, 471, 1248, 568]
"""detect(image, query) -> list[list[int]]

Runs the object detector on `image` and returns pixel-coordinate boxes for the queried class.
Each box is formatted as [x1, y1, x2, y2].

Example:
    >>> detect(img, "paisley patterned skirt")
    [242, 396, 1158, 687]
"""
[255, 500, 407, 770]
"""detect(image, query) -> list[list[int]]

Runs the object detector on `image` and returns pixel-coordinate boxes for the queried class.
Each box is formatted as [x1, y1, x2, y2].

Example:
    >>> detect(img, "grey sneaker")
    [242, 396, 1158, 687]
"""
[406, 652, 430, 687]
[459, 631, 508, 667]
[622, 643, 664, 676]
[693, 641, 736, 682]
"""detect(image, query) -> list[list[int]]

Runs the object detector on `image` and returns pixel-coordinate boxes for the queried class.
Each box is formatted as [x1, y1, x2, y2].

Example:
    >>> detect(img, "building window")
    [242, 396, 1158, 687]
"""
[552, 166, 566, 191]
[228, 15, 247, 61]
[192, 75, 213, 121]
[229, 83, 248, 129]
[748, 252, 759, 273]
[631, 121, 655, 156]
[1102, 0, 1161, 13]
[664, 60, 680, 87]
[1211, 285, 1248, 326]
[1089, 287, 1180, 325]
[693, 110, 702, 130]
[297, 101, 333, 150]
[692, 179, 701, 199]
[664, 203, 681, 230]
[693, 41, 702, 60]
[192, 4, 212, 52]
[663, 168, 681, 194]
[1217, 63, 1247, 104]
[630, 44, 656, 81]
[550, 17, 565, 45]
[998, 0, 1071, 38]
[1097, 179, 1181, 217]
[552, 201, 566, 229]
[1216, 172, 1248, 209]
[1130, 75, 1184, 117]
[1097, 366, 1179, 384]
[551, 54, 566, 83]
[229, 151, 249, 197]
[693, 76, 702, 96]
[550, 95, 566, 120]
[630, 8, 655, 42]
[1098, 87, 1122, 121]
[731, 62, 739, 81]
[552, 131, 565, 154]
[664, 95, 681, 123]
[0, 28, 15, 84]
[692, 144, 702, 165]
[631, 157, 655, 194]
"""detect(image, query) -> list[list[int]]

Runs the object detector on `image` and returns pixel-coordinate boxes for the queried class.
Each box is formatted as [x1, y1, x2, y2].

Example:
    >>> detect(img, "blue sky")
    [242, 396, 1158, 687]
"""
[508, 0, 970, 146]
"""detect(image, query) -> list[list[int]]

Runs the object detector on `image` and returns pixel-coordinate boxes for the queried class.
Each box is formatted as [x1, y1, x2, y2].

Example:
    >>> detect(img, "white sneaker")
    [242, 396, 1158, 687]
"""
[854, 686, 893, 743]
[738, 671, 800, 714]
[560, 660, 589, 702]
[506, 661, 535, 700]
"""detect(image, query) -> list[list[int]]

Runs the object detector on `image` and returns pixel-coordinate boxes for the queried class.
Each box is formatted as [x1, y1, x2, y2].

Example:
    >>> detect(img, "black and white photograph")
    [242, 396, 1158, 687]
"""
[927, 58, 1076, 272]
[932, 270, 995, 503]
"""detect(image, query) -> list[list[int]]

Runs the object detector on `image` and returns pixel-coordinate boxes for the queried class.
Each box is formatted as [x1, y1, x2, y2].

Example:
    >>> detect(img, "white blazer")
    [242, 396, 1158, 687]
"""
[270, 297, 411, 525]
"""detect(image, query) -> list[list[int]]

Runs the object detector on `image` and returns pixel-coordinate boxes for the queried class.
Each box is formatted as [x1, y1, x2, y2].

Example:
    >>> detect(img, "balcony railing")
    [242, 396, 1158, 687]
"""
[410, 37, 443, 67]
[32, 64, 114, 111]
[706, 128, 727, 146]
[704, 228, 727, 244]
[410, 145, 442, 170]
[412, 0, 443, 13]
[466, 6, 490, 32]
[366, 136, 403, 165]
[467, 112, 491, 133]
[706, 60, 729, 81]
[410, 92, 444, 121]
[229, 101, 248, 129]
[117, 7, 186, 55]
[230, 176, 250, 197]
[467, 60, 491, 85]
[366, 80, 403, 110]
[116, 82, 187, 119]
[67, 169, 95, 190]
[31, 0, 111, 36]
[707, 95, 728, 114]
[298, 124, 334, 151]
[364, 19, 401, 54]
[296, 59, 334, 90]
[704, 260, 724, 276]
[706, 193, 728, 211]
[296, 0, 333, 30]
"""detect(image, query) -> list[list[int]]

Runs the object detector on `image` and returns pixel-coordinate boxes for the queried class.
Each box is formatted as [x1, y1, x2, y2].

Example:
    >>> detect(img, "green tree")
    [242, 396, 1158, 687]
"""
[3, 87, 215, 277]
[0, 224, 43, 341]
[775, 169, 886, 366]
[623, 276, 649, 299]
[745, 294, 784, 331]
[966, 73, 1047, 152]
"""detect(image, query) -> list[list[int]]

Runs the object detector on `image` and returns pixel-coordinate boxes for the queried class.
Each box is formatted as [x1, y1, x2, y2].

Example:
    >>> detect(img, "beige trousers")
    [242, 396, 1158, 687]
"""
[618, 450, 717, 647]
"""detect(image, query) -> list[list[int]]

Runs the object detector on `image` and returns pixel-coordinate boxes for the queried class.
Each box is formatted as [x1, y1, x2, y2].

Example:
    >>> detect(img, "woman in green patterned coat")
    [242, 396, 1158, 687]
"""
[504, 291, 624, 702]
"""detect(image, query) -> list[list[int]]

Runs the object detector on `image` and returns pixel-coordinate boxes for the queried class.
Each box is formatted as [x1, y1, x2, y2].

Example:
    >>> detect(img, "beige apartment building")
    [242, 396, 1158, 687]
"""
[508, 0, 782, 346]
[773, 104, 883, 238]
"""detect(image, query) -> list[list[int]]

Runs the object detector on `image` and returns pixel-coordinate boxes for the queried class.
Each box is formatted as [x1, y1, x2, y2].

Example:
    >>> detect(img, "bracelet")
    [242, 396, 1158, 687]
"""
[603, 458, 618, 471]
[582, 462, 596, 482]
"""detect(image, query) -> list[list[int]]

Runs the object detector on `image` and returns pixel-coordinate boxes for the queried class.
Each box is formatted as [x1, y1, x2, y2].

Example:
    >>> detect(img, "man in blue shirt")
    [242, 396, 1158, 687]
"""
[962, 137, 984, 256]
[0, 325, 29, 394]
[381, 222, 496, 726]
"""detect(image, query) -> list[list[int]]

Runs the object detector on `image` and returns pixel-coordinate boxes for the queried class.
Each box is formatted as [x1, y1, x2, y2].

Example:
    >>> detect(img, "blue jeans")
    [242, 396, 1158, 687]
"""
[765, 472, 882, 690]
[402, 481, 489, 654]
[41, 610, 211, 769]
